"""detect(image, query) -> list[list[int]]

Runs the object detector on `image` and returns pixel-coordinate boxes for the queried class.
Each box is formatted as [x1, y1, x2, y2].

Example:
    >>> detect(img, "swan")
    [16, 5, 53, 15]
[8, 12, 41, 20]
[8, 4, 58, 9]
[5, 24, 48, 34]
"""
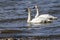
[27, 8, 52, 23]
[34, 5, 57, 20]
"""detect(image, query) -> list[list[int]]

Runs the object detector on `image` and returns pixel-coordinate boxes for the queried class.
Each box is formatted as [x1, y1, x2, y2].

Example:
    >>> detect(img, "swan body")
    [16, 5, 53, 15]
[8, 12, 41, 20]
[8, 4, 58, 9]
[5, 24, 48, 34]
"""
[30, 17, 52, 23]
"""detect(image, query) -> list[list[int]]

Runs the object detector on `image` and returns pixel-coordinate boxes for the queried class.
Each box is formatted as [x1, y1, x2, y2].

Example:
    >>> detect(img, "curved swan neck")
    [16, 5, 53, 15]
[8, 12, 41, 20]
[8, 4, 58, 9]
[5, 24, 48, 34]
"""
[35, 5, 39, 18]
[27, 8, 31, 23]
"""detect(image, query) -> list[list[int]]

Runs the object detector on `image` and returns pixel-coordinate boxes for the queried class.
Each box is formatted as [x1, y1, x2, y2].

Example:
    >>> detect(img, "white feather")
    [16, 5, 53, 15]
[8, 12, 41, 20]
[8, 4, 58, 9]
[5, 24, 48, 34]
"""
[27, 5, 57, 24]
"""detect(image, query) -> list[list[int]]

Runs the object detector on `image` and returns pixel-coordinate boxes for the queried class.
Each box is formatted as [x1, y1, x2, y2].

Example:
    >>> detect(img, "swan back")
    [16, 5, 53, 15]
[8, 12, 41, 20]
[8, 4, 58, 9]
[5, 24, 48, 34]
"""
[39, 14, 57, 20]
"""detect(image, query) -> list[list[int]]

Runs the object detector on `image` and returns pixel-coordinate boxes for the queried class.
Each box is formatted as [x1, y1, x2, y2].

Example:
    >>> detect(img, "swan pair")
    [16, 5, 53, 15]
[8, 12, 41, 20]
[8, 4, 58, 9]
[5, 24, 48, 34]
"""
[27, 5, 57, 23]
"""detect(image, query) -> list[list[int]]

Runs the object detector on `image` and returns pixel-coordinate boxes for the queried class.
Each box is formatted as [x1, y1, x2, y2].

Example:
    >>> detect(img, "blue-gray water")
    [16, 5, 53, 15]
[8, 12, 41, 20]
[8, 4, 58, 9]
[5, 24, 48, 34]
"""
[0, 0, 60, 37]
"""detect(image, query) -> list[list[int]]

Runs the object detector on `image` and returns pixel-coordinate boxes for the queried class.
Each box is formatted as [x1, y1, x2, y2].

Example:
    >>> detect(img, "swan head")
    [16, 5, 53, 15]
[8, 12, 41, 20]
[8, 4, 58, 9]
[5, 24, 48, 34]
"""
[33, 5, 38, 9]
[35, 5, 38, 8]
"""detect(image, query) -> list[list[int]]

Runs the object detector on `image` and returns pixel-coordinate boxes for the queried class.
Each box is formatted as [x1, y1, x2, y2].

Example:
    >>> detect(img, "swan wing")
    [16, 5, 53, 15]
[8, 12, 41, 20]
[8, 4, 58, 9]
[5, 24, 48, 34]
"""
[39, 14, 57, 19]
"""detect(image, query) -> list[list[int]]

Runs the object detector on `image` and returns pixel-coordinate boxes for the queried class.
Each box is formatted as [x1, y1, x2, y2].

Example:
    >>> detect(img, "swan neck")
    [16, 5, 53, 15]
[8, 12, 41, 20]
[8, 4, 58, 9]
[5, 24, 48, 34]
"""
[27, 8, 31, 23]
[35, 6, 39, 18]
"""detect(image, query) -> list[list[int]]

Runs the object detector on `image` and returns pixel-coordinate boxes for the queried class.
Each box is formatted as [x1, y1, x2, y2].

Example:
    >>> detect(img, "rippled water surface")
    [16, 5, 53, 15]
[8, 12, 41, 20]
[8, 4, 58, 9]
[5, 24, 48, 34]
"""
[0, 0, 60, 37]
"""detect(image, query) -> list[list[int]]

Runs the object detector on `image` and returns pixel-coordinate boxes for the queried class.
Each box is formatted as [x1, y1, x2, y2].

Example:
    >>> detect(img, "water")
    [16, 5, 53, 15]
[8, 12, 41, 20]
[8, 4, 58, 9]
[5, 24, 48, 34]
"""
[0, 0, 60, 38]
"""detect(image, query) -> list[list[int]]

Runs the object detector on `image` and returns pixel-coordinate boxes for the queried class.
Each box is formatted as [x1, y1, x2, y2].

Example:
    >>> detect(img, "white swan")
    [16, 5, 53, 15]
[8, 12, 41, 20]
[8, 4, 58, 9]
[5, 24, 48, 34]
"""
[34, 5, 57, 20]
[27, 8, 52, 23]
